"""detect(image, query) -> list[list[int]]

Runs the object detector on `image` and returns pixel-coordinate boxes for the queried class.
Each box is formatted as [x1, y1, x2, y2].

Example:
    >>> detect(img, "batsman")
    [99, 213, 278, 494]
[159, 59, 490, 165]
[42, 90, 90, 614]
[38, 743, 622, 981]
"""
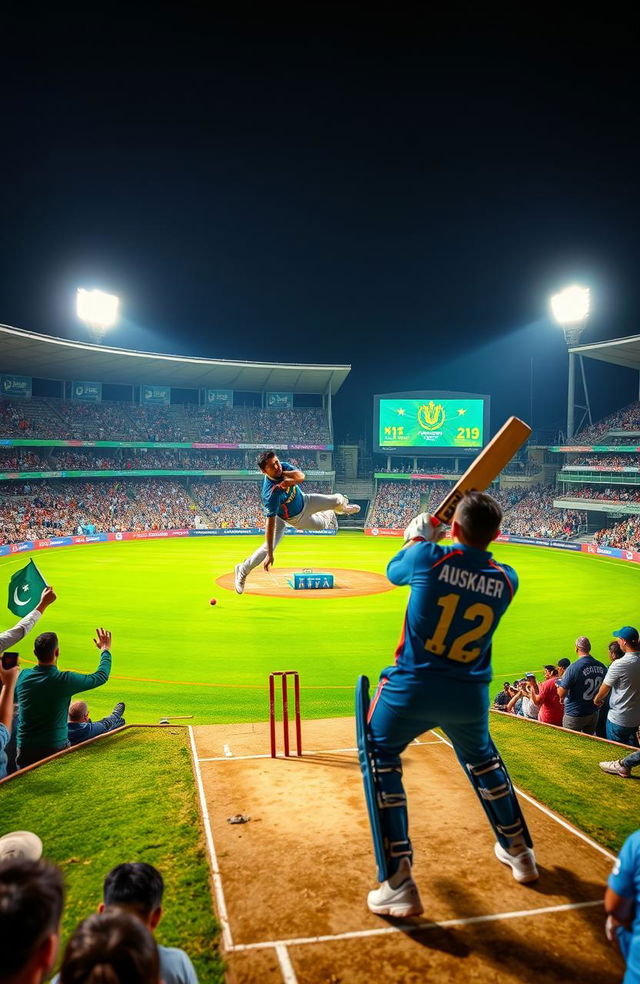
[357, 490, 537, 917]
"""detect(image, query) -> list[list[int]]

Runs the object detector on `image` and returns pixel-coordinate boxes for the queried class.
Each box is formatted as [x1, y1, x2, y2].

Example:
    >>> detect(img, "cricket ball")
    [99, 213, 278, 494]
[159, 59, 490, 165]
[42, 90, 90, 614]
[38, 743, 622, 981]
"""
[209, 598, 217, 606]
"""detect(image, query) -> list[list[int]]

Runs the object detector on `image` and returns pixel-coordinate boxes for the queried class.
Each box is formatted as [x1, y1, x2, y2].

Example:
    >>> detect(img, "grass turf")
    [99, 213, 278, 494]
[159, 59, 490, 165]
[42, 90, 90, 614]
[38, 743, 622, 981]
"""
[1, 532, 637, 725]
[488, 712, 639, 852]
[0, 727, 224, 983]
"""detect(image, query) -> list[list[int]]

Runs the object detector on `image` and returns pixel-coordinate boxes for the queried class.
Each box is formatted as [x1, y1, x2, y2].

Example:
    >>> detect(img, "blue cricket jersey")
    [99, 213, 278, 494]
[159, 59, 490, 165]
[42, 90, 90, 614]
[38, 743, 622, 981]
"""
[261, 461, 304, 520]
[387, 541, 518, 683]
[609, 831, 640, 983]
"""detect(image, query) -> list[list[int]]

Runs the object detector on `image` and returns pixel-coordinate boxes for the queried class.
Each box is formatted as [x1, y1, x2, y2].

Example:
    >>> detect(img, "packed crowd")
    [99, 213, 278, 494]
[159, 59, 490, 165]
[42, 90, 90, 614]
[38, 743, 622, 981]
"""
[555, 485, 640, 503]
[576, 400, 640, 443]
[0, 481, 199, 541]
[593, 515, 640, 551]
[367, 481, 429, 528]
[500, 485, 586, 538]
[0, 397, 332, 445]
[0, 476, 338, 542]
[368, 481, 585, 539]
[492, 629, 640, 753]
[565, 454, 640, 468]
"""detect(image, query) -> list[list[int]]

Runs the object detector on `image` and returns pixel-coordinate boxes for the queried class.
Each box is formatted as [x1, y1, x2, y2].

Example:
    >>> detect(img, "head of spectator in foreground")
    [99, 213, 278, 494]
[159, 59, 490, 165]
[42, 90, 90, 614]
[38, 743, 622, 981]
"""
[100, 863, 164, 932]
[612, 626, 640, 654]
[542, 665, 558, 680]
[452, 492, 502, 550]
[68, 701, 89, 723]
[557, 658, 571, 678]
[575, 636, 591, 656]
[59, 911, 159, 984]
[33, 632, 59, 666]
[0, 858, 64, 984]
[608, 640, 624, 662]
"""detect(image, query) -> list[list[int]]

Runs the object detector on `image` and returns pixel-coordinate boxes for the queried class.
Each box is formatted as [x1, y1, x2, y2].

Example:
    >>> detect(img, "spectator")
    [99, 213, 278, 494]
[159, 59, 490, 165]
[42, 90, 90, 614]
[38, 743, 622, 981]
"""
[599, 749, 640, 778]
[0, 662, 20, 780]
[0, 858, 64, 984]
[493, 682, 513, 709]
[556, 636, 606, 734]
[67, 700, 126, 746]
[98, 862, 198, 984]
[596, 641, 625, 739]
[528, 665, 563, 726]
[604, 829, 640, 981]
[507, 678, 539, 719]
[595, 626, 640, 747]
[557, 657, 571, 678]
[58, 911, 160, 984]
[15, 628, 112, 769]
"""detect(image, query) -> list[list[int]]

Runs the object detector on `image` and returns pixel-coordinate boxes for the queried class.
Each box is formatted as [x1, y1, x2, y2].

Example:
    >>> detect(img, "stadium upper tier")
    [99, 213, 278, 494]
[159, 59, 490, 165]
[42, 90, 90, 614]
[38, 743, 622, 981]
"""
[0, 324, 350, 392]
[0, 398, 331, 445]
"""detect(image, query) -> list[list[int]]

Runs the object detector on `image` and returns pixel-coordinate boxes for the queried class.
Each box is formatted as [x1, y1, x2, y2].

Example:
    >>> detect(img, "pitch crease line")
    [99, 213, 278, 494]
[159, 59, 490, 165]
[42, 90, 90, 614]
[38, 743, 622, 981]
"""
[198, 737, 440, 763]
[188, 727, 234, 950]
[275, 943, 299, 983]
[230, 899, 602, 952]
[432, 731, 616, 861]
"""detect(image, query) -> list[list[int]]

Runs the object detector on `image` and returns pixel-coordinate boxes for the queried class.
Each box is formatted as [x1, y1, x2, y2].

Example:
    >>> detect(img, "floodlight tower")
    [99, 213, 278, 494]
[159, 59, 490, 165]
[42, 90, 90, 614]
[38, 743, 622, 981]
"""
[76, 288, 120, 345]
[550, 285, 591, 440]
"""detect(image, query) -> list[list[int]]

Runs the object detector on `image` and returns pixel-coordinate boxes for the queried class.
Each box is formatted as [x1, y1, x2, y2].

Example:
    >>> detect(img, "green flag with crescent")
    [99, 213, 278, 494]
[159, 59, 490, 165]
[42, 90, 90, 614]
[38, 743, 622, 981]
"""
[8, 560, 46, 616]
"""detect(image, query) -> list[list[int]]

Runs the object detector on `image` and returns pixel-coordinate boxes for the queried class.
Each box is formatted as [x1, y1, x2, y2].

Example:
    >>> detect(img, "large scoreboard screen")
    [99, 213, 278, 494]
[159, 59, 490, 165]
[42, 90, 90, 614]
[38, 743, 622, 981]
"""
[374, 391, 489, 456]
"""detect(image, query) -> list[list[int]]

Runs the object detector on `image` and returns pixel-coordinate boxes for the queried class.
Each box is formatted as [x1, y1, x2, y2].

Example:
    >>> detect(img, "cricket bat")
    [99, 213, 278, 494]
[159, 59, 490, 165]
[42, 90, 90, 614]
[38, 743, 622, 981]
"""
[432, 416, 532, 525]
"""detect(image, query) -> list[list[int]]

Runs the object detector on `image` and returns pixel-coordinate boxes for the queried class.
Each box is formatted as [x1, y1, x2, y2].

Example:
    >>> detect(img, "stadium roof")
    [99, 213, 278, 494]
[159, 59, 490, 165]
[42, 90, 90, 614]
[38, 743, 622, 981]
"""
[570, 333, 640, 371]
[0, 325, 350, 394]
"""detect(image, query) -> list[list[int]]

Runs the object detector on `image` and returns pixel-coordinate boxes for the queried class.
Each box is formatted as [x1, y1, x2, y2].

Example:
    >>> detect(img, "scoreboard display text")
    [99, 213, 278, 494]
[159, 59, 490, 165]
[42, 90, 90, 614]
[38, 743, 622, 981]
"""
[378, 398, 485, 449]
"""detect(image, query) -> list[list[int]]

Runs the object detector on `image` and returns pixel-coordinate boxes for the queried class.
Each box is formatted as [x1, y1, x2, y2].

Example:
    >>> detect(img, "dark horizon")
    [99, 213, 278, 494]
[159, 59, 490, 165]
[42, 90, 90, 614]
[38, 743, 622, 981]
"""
[2, 9, 639, 444]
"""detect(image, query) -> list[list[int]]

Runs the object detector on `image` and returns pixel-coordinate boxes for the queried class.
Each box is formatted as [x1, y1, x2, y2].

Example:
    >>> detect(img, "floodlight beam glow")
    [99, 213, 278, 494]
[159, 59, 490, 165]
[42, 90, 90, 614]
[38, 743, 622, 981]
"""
[550, 285, 590, 326]
[76, 288, 120, 329]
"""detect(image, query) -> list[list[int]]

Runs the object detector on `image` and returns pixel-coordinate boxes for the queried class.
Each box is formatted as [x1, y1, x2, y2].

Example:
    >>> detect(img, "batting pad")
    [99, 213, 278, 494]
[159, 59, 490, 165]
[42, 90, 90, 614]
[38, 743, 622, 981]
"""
[356, 675, 389, 882]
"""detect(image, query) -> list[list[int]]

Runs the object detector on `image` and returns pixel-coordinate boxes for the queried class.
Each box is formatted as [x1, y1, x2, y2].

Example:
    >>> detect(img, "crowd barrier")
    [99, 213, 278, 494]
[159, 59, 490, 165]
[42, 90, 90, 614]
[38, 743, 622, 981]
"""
[0, 439, 332, 450]
[364, 529, 640, 564]
[0, 527, 336, 556]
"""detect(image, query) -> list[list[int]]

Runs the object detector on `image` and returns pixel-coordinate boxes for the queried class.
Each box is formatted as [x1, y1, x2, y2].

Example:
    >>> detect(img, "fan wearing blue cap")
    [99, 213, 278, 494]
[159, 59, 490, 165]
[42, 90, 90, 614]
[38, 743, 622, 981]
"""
[594, 627, 640, 747]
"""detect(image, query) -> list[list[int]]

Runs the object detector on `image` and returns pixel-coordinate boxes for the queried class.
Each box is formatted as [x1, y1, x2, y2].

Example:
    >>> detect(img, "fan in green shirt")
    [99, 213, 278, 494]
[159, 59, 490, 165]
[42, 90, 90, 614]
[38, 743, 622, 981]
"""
[16, 627, 113, 769]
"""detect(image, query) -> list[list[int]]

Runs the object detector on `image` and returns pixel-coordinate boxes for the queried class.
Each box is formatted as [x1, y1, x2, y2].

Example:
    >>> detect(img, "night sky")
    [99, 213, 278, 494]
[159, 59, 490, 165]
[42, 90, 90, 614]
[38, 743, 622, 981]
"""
[1, 9, 638, 444]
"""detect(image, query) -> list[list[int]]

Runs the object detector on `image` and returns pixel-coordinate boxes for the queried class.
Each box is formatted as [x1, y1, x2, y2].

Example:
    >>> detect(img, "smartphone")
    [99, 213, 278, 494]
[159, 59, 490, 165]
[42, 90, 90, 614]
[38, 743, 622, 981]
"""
[1, 652, 19, 670]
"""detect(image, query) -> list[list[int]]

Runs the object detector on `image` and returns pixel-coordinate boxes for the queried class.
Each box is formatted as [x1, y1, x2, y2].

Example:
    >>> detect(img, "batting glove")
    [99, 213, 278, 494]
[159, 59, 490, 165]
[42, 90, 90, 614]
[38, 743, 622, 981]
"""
[403, 513, 446, 544]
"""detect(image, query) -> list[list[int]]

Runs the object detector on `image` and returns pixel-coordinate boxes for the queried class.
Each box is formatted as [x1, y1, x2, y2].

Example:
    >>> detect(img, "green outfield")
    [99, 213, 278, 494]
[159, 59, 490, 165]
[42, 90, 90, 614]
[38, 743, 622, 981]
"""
[2, 532, 638, 725]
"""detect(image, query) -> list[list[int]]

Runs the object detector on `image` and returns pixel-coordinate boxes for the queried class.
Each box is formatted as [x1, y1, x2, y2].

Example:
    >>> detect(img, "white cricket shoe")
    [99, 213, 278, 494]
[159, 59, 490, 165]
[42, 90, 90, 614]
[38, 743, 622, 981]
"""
[234, 563, 247, 595]
[599, 759, 631, 778]
[494, 842, 539, 883]
[343, 503, 361, 515]
[367, 858, 424, 917]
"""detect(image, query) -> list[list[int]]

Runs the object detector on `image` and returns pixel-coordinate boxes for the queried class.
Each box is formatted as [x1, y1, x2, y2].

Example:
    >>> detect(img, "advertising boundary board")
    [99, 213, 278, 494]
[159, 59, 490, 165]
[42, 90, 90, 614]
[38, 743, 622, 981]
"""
[363, 529, 640, 565]
[0, 440, 333, 450]
[0, 527, 336, 557]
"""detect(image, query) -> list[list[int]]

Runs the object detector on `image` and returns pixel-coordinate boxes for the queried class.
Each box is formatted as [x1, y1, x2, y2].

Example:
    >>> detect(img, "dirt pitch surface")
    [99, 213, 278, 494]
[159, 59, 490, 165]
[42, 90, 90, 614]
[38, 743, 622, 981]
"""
[190, 719, 623, 984]
[216, 567, 394, 598]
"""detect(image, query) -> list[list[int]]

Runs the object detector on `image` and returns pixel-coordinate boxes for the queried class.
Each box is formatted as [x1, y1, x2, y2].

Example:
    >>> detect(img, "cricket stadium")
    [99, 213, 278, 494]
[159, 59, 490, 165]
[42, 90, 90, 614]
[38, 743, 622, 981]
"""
[0, 325, 638, 983]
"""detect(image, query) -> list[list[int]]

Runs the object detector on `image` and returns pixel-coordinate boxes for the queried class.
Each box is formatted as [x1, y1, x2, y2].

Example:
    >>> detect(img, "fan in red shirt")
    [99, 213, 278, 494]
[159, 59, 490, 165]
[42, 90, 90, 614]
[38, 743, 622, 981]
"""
[529, 665, 564, 725]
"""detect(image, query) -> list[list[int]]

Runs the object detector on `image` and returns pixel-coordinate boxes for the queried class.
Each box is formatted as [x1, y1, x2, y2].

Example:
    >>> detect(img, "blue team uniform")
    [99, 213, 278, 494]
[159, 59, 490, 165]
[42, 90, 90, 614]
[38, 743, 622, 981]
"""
[261, 461, 304, 521]
[609, 831, 640, 983]
[367, 539, 528, 877]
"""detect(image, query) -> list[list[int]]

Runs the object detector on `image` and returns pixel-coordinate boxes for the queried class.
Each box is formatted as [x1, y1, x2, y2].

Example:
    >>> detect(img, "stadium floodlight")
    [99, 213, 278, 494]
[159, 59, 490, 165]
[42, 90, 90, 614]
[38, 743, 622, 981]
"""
[550, 285, 591, 440]
[76, 288, 119, 344]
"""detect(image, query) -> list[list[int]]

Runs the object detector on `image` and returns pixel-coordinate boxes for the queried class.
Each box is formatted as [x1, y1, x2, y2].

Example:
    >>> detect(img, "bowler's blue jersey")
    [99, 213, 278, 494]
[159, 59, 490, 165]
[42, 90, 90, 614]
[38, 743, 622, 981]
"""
[261, 461, 304, 520]
[609, 831, 640, 983]
[387, 541, 518, 683]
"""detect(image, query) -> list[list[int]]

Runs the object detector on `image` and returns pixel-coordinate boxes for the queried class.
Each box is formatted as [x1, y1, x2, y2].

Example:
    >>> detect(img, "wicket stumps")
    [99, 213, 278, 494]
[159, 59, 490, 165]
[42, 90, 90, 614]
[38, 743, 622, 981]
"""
[269, 671, 302, 758]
